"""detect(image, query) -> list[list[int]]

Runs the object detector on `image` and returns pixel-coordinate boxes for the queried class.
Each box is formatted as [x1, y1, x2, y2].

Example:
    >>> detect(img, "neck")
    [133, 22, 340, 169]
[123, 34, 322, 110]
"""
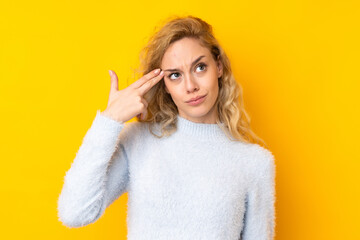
[178, 104, 219, 124]
[175, 114, 229, 142]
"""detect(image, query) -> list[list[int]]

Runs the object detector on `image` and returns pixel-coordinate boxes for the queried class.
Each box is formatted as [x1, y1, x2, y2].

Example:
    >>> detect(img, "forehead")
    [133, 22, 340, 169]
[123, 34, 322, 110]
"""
[161, 37, 211, 68]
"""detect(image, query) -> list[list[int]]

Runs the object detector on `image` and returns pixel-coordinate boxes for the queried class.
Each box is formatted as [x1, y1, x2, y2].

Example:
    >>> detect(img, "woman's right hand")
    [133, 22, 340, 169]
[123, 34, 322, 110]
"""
[100, 68, 164, 123]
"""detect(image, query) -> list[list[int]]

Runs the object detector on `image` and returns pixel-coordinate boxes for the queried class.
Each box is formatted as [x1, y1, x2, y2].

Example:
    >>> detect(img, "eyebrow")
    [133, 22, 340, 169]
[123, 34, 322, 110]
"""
[163, 55, 206, 72]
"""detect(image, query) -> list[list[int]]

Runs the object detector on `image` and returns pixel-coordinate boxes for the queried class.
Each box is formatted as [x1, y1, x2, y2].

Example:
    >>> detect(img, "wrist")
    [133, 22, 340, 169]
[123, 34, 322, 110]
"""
[100, 110, 121, 123]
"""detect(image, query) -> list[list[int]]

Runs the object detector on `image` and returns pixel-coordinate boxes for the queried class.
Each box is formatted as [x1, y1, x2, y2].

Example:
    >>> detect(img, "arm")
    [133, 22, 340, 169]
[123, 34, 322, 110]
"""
[57, 110, 132, 228]
[241, 148, 276, 240]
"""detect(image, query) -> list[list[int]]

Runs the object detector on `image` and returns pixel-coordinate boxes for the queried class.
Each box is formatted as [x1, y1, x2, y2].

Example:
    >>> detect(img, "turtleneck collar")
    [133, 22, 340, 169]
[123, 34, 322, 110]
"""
[175, 114, 231, 142]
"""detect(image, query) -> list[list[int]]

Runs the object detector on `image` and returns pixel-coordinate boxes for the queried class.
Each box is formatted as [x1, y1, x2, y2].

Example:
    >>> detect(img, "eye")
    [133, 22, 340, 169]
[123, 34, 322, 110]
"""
[168, 72, 181, 80]
[196, 63, 207, 72]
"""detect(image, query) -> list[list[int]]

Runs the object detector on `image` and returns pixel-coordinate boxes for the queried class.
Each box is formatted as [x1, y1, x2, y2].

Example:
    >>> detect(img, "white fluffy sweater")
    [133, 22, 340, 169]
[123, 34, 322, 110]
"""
[57, 110, 276, 240]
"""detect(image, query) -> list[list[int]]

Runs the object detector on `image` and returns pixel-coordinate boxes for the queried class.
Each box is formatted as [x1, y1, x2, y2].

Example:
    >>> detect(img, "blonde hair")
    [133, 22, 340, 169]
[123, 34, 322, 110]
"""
[134, 15, 267, 148]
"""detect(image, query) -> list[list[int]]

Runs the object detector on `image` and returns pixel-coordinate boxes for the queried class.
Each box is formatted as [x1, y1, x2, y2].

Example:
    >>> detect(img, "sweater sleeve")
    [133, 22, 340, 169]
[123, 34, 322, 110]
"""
[57, 110, 133, 228]
[241, 148, 276, 240]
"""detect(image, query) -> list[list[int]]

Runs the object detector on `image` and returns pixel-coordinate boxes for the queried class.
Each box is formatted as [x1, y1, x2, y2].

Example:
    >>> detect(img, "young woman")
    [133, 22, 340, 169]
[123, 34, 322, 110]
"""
[57, 15, 276, 240]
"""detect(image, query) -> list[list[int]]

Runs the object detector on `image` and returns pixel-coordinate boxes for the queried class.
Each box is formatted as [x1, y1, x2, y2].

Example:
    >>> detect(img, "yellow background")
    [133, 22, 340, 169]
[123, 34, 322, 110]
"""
[1, 0, 359, 239]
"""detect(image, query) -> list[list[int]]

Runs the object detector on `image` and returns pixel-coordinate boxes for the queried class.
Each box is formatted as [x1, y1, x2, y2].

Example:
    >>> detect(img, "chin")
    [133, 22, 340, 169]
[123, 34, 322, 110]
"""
[182, 107, 212, 118]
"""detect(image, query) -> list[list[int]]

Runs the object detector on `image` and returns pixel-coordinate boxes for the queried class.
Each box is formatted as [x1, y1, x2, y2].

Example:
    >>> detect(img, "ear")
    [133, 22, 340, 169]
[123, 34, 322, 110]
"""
[216, 55, 223, 78]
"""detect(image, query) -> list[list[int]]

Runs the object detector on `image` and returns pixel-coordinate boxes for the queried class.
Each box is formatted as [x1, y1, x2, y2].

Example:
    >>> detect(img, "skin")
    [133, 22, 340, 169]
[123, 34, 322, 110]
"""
[102, 69, 164, 123]
[161, 37, 223, 124]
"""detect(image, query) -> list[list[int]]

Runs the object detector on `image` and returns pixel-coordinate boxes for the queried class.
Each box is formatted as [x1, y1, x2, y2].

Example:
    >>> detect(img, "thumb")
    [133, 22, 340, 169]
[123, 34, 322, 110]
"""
[108, 70, 118, 92]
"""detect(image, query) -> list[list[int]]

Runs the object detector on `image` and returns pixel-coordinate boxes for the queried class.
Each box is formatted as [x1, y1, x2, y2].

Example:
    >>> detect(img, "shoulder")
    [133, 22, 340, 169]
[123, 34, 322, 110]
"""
[245, 143, 276, 177]
[118, 120, 148, 142]
[253, 144, 275, 165]
[226, 141, 274, 162]
[118, 121, 165, 149]
[121, 120, 145, 134]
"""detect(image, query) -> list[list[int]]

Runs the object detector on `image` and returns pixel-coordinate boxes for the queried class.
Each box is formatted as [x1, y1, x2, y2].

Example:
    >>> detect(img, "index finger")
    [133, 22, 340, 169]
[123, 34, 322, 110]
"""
[138, 70, 164, 96]
[130, 68, 161, 89]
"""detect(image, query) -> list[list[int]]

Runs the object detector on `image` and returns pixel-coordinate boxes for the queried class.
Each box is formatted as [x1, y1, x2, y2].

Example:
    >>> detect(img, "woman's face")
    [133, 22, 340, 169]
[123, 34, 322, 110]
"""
[160, 37, 223, 123]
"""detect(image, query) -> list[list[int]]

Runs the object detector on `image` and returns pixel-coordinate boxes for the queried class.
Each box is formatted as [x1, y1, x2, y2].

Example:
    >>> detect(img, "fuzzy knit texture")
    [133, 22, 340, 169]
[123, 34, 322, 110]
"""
[57, 109, 276, 240]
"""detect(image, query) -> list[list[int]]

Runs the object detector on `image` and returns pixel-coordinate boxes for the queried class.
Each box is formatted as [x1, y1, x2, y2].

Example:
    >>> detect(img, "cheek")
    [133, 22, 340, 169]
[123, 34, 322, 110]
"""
[207, 77, 219, 92]
[169, 89, 182, 100]
[164, 82, 179, 98]
[204, 69, 219, 88]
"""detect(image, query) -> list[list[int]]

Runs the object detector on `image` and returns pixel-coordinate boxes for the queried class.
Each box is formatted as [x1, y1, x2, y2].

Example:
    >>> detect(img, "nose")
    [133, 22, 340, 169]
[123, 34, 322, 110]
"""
[184, 74, 199, 93]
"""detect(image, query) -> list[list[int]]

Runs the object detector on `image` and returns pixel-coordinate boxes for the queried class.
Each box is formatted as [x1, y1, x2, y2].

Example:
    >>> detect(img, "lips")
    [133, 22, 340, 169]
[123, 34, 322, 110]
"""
[186, 94, 207, 103]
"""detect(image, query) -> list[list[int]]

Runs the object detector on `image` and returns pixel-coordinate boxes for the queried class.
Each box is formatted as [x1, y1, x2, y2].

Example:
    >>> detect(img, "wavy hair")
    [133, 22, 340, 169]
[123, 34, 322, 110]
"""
[133, 15, 267, 148]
